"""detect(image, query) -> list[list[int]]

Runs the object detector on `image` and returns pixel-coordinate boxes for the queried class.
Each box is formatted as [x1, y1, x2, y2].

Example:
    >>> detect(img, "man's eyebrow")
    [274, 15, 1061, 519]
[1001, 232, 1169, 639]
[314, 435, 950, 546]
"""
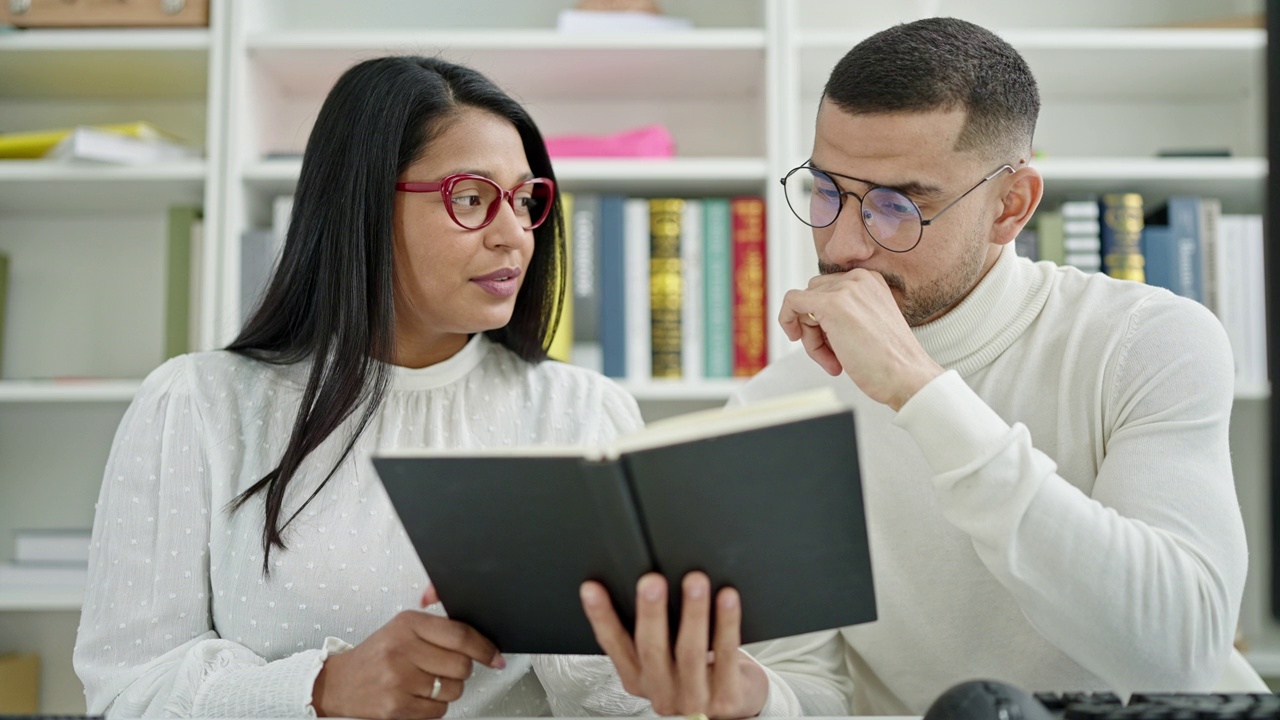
[889, 179, 948, 201]
[815, 164, 947, 201]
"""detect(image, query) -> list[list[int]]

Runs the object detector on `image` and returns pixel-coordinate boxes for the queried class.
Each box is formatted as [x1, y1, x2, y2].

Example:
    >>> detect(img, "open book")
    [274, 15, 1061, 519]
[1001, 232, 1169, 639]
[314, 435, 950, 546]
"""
[371, 388, 875, 654]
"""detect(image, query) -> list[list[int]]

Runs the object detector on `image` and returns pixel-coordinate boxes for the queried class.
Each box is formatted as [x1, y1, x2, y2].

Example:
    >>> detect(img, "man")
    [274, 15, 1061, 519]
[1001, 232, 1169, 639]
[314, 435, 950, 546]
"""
[548, 17, 1249, 718]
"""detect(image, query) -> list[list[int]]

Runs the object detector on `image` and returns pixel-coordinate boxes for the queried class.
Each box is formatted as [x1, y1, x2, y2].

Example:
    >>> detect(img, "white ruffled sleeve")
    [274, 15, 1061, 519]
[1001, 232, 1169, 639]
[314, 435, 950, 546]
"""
[73, 357, 349, 717]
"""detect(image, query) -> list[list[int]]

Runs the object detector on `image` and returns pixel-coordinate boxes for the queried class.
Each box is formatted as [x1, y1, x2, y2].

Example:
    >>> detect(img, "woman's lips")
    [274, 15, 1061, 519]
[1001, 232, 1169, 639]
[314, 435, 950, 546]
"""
[472, 267, 521, 297]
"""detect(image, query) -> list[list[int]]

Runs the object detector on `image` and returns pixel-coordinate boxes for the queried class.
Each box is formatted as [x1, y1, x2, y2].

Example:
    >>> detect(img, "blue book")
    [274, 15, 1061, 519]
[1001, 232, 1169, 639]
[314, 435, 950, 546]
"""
[1145, 196, 1203, 303]
[1142, 225, 1176, 293]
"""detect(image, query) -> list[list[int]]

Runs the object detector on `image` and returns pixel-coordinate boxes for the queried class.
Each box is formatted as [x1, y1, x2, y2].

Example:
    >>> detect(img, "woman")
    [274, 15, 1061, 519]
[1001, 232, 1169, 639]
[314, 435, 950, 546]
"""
[73, 55, 642, 718]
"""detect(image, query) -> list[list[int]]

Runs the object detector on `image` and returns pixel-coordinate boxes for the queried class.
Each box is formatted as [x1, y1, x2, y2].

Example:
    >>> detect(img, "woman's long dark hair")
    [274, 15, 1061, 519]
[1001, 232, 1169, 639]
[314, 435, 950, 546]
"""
[226, 56, 564, 572]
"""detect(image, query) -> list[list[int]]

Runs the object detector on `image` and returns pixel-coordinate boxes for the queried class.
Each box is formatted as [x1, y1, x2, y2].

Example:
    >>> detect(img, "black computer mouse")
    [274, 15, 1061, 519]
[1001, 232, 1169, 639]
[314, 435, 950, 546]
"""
[923, 679, 1057, 720]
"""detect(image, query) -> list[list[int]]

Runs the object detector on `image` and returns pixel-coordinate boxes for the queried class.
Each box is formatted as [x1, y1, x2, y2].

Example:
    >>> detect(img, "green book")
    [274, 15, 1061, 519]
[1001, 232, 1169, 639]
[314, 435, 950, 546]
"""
[164, 206, 203, 360]
[1036, 210, 1065, 265]
[702, 198, 733, 378]
[0, 252, 8, 377]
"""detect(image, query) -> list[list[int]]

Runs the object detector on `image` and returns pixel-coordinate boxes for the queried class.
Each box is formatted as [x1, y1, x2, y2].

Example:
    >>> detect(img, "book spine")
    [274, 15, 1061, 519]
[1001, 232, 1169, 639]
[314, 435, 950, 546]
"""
[649, 198, 684, 379]
[624, 199, 651, 381]
[578, 458, 656, 636]
[731, 196, 767, 377]
[1100, 193, 1145, 283]
[702, 198, 733, 378]
[570, 193, 603, 372]
[1014, 228, 1039, 261]
[1141, 225, 1176, 293]
[165, 206, 202, 359]
[599, 196, 628, 378]
[1199, 198, 1223, 317]
[1036, 210, 1064, 265]
[1166, 196, 1204, 304]
[680, 200, 703, 381]
[547, 192, 574, 362]
[0, 251, 8, 377]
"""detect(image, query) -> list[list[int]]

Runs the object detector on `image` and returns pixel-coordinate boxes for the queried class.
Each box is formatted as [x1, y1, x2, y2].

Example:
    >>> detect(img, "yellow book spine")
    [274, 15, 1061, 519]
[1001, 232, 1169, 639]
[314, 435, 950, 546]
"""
[649, 198, 684, 379]
[547, 192, 574, 362]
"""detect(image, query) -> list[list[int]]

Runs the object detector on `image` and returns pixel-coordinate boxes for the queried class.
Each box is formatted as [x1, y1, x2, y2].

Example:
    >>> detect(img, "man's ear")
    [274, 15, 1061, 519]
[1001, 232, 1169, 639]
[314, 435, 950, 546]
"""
[991, 165, 1043, 247]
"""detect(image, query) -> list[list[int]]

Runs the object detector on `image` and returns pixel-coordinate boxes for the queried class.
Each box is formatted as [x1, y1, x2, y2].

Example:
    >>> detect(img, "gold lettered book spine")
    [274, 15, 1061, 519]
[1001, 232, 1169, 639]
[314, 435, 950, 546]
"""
[732, 197, 767, 377]
[649, 198, 684, 379]
[1101, 193, 1145, 283]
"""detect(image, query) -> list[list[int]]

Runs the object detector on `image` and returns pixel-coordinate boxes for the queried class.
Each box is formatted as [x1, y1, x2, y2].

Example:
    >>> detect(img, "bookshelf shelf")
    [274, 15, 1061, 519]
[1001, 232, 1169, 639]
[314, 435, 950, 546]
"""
[1033, 157, 1267, 209]
[0, 29, 211, 99]
[0, 380, 141, 403]
[247, 31, 766, 100]
[247, 28, 766, 50]
[0, 588, 83, 612]
[244, 157, 770, 196]
[0, 162, 207, 213]
[799, 28, 1262, 101]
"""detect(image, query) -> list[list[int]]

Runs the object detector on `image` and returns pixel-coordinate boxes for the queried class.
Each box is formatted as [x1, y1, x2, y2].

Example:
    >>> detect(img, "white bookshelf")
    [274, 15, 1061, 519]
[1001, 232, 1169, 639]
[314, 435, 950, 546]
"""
[0, 589, 83, 613]
[0, 2, 229, 712]
[1, 0, 1275, 711]
[0, 380, 142, 403]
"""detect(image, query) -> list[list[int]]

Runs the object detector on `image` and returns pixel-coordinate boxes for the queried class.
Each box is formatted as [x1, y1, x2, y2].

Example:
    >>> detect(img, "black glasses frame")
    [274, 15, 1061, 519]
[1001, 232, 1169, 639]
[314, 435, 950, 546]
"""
[779, 163, 1016, 253]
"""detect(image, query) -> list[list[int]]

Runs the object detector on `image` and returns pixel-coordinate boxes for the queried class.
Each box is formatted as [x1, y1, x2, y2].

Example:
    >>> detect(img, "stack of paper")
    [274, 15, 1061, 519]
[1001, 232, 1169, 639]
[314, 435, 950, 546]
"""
[0, 121, 199, 163]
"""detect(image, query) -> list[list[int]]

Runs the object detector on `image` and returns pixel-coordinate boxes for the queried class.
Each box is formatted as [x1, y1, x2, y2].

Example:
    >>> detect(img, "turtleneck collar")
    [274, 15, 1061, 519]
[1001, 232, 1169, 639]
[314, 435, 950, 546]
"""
[910, 243, 1053, 375]
[388, 333, 490, 391]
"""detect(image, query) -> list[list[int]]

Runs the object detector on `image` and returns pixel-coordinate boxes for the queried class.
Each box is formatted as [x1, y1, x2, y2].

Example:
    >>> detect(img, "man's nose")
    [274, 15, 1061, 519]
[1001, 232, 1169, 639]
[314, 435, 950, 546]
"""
[820, 202, 878, 266]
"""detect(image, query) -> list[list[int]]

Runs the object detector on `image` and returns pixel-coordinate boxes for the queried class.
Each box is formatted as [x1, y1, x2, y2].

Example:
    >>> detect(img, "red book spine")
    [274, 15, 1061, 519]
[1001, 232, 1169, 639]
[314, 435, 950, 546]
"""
[731, 196, 767, 377]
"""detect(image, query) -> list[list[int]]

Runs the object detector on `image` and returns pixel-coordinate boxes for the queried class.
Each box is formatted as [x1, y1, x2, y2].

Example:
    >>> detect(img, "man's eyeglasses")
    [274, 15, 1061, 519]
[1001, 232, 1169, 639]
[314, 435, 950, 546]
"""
[779, 163, 1015, 253]
[395, 174, 556, 231]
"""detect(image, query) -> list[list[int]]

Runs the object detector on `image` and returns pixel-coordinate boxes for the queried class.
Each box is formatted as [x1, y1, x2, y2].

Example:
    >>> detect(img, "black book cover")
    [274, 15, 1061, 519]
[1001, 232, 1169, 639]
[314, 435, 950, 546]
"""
[372, 390, 876, 654]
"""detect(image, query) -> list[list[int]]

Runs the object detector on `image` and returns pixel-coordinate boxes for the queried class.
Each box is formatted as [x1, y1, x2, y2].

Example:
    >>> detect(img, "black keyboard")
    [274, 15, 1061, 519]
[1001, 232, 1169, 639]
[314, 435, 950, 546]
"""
[1034, 692, 1280, 719]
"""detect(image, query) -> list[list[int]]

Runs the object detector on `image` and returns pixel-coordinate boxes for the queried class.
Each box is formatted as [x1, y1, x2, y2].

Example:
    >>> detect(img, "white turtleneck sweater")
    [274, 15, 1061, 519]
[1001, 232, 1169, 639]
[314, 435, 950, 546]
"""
[74, 334, 655, 718]
[726, 244, 1248, 714]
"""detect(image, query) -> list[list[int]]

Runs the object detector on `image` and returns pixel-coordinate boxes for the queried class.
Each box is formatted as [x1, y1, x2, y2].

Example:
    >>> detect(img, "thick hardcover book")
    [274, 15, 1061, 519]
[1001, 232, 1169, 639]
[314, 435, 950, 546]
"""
[649, 198, 684, 379]
[731, 196, 767, 377]
[372, 389, 876, 654]
[599, 195, 628, 378]
[164, 206, 202, 359]
[1099, 193, 1145, 282]
[702, 198, 734, 378]
[570, 193, 603, 371]
[547, 192, 574, 363]
[1146, 197, 1204, 304]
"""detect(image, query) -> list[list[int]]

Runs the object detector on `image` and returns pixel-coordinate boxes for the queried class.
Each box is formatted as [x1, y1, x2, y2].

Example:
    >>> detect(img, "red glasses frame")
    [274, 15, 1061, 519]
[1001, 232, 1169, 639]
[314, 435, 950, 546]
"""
[395, 173, 556, 231]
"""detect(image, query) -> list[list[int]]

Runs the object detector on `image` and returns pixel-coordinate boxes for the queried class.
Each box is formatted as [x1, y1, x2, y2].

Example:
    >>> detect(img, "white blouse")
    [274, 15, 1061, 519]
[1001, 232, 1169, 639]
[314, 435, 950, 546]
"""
[73, 334, 645, 717]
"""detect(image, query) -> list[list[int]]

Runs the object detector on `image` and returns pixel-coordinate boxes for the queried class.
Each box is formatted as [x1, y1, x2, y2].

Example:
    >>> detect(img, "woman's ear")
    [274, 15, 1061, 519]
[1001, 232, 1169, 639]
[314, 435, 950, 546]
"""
[991, 165, 1043, 247]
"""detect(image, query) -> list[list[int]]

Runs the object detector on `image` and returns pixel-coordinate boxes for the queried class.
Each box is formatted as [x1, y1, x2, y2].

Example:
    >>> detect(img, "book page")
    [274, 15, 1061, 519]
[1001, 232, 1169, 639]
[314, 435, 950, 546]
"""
[605, 387, 848, 457]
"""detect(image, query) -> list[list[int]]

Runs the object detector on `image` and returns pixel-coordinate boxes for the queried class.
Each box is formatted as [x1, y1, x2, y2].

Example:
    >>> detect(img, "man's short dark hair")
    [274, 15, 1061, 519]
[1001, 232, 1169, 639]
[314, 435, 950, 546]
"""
[822, 17, 1039, 162]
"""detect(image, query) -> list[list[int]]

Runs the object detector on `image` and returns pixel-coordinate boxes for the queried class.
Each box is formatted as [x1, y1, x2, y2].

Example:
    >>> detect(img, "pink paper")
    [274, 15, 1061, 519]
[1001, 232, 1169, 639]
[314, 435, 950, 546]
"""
[544, 124, 675, 158]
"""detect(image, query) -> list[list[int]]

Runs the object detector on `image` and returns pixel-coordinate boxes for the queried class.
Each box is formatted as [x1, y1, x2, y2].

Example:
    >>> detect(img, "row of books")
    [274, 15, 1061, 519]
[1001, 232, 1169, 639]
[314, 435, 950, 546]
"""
[1016, 195, 1267, 391]
[547, 194, 768, 381]
[0, 528, 90, 591]
[247, 194, 768, 383]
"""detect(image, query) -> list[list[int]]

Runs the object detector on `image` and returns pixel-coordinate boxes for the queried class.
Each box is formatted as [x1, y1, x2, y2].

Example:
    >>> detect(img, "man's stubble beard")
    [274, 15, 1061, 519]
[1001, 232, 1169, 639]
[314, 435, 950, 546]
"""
[817, 227, 989, 327]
